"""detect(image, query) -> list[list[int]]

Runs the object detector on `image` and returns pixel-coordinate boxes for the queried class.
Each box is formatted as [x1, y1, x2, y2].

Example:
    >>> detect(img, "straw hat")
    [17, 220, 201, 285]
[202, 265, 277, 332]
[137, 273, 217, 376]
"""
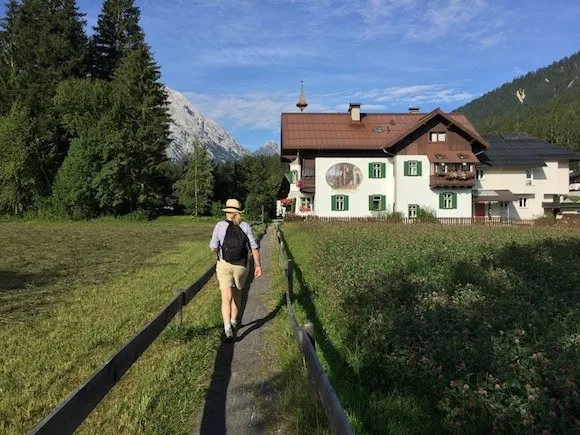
[222, 199, 243, 213]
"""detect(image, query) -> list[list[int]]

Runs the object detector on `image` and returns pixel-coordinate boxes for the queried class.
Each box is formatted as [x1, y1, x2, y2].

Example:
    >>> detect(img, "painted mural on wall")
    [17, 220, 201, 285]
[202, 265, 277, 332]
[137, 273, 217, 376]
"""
[326, 163, 363, 190]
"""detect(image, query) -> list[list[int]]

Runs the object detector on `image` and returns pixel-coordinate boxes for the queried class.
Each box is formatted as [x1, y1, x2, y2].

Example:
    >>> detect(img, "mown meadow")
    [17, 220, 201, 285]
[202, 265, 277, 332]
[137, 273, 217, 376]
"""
[280, 222, 580, 434]
[0, 217, 235, 434]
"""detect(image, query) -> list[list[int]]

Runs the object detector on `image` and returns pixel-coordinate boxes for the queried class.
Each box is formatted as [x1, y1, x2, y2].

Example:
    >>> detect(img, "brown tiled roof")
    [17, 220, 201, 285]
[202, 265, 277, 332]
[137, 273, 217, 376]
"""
[281, 108, 489, 151]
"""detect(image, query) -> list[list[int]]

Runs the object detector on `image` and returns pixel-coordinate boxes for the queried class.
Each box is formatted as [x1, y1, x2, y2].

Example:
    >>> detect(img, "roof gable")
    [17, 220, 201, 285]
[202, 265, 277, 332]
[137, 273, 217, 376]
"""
[383, 108, 490, 151]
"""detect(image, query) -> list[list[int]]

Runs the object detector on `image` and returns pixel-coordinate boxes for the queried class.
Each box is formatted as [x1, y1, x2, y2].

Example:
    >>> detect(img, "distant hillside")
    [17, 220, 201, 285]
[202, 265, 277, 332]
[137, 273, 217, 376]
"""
[457, 51, 580, 152]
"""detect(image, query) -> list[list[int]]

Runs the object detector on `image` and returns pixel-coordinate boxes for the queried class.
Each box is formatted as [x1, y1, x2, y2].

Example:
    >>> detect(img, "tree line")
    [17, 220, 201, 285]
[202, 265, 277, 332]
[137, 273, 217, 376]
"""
[174, 144, 284, 221]
[458, 51, 580, 162]
[0, 0, 285, 220]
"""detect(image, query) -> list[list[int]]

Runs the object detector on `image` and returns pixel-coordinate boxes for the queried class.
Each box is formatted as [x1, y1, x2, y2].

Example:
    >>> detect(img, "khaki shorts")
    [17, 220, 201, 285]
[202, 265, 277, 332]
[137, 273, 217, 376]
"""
[216, 259, 249, 290]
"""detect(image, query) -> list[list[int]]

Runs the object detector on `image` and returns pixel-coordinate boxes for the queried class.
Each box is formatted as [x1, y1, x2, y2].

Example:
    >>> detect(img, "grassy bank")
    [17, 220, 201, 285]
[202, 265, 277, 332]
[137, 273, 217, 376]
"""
[1, 219, 223, 434]
[261, 228, 330, 434]
[280, 222, 580, 434]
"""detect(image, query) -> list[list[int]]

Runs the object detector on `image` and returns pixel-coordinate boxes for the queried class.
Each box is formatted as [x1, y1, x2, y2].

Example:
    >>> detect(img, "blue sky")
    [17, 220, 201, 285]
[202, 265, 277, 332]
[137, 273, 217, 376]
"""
[23, 1, 580, 150]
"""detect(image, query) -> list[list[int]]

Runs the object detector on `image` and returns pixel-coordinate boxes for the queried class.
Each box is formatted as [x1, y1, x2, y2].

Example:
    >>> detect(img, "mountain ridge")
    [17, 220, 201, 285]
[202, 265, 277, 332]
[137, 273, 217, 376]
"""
[165, 87, 250, 162]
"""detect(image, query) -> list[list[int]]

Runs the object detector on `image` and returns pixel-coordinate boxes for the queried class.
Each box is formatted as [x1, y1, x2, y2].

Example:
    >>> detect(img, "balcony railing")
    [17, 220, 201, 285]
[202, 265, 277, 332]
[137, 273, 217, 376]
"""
[430, 172, 476, 188]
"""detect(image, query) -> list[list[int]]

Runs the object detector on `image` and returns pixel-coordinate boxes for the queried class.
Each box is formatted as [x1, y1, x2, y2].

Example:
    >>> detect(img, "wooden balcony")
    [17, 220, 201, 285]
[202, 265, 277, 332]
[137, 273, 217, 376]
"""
[300, 176, 315, 193]
[430, 173, 476, 188]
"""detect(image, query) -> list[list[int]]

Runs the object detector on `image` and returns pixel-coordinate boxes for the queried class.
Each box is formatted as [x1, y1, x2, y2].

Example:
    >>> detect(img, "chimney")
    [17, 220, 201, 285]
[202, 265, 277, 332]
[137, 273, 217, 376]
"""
[408, 107, 420, 114]
[349, 102, 361, 121]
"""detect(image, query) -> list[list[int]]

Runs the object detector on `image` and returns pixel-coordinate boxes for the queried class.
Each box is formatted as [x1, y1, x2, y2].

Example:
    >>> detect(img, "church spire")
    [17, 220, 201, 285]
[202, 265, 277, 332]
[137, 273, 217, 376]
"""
[296, 81, 308, 112]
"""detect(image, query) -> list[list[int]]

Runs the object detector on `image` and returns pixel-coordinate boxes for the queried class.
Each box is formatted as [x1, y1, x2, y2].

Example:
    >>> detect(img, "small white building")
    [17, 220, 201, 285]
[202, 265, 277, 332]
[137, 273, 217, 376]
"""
[475, 134, 580, 219]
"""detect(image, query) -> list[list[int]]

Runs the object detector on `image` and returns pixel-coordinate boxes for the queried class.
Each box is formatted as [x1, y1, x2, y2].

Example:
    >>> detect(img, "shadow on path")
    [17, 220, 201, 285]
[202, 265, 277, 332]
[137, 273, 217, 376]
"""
[198, 227, 282, 434]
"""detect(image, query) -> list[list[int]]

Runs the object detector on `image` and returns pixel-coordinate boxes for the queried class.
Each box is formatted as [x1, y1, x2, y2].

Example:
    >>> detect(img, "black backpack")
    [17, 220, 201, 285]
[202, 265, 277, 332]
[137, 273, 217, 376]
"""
[221, 221, 248, 262]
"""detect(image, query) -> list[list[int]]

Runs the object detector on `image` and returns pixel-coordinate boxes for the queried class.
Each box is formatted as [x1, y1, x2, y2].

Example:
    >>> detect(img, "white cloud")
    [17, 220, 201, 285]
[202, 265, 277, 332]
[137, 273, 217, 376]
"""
[181, 83, 474, 135]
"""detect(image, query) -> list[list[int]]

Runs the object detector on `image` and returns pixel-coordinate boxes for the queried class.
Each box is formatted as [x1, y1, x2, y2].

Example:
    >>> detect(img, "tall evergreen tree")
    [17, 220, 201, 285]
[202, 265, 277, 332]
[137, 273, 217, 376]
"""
[7, 0, 87, 198]
[88, 0, 144, 80]
[175, 143, 214, 216]
[108, 45, 171, 214]
[0, 0, 20, 114]
[0, 101, 34, 214]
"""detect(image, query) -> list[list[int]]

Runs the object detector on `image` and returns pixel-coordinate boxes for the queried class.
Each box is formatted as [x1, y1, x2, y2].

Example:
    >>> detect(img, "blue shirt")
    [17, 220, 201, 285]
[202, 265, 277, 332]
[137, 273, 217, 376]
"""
[210, 221, 259, 260]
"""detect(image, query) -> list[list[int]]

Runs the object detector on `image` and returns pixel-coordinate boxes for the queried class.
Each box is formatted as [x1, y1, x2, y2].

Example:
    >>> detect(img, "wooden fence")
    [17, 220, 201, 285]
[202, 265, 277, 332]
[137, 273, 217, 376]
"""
[30, 265, 216, 435]
[285, 215, 580, 226]
[275, 225, 354, 435]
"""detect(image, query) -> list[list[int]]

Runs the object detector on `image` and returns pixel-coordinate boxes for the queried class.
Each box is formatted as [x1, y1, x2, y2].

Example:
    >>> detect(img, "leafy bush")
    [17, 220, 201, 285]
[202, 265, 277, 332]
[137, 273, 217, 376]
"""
[283, 223, 580, 433]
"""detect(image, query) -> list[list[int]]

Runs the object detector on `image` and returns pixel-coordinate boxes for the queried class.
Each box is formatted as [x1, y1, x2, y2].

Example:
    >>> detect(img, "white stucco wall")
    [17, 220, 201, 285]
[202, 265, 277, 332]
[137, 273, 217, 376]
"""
[476, 161, 571, 218]
[394, 155, 472, 218]
[315, 157, 395, 217]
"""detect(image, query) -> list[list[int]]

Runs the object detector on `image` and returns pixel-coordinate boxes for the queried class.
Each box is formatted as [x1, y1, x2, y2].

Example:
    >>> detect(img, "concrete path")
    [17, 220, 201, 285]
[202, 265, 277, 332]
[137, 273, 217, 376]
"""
[193, 227, 282, 435]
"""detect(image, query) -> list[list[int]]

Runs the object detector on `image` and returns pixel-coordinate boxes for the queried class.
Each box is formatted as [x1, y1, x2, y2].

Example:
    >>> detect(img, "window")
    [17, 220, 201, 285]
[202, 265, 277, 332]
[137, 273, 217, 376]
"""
[436, 163, 446, 175]
[300, 197, 311, 211]
[525, 169, 533, 186]
[476, 169, 484, 180]
[331, 195, 349, 211]
[439, 192, 457, 209]
[404, 160, 422, 176]
[369, 162, 386, 178]
[500, 201, 510, 208]
[369, 195, 386, 211]
[519, 198, 528, 208]
[409, 204, 418, 218]
[430, 132, 446, 142]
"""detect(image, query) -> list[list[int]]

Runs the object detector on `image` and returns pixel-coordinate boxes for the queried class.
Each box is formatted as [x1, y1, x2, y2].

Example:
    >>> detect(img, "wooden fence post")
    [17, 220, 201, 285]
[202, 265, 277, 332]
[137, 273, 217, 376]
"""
[287, 259, 294, 300]
[174, 289, 183, 326]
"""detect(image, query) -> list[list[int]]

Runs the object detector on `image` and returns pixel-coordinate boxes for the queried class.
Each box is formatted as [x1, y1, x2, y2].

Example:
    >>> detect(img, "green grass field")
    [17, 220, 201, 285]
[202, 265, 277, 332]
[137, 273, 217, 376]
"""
[279, 222, 580, 434]
[0, 218, 227, 434]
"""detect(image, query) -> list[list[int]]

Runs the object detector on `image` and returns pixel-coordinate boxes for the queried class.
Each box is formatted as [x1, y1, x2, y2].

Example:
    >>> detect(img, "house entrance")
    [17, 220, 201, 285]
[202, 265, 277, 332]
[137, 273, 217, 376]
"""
[474, 202, 486, 217]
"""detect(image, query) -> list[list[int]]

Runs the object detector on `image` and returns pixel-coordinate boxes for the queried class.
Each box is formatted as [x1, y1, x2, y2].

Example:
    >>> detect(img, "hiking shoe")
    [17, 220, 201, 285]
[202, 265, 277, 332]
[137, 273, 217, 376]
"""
[231, 320, 239, 331]
[224, 327, 234, 341]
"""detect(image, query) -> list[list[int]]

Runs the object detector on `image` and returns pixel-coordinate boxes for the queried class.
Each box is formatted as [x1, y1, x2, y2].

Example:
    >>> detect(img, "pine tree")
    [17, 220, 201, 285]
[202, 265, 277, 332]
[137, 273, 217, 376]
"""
[0, 101, 34, 214]
[108, 45, 171, 214]
[8, 0, 87, 198]
[88, 0, 144, 80]
[0, 0, 20, 114]
[175, 143, 214, 216]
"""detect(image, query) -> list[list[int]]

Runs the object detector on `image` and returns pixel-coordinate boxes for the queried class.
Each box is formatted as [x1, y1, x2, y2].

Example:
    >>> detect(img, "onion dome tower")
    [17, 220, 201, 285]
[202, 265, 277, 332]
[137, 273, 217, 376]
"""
[296, 81, 308, 112]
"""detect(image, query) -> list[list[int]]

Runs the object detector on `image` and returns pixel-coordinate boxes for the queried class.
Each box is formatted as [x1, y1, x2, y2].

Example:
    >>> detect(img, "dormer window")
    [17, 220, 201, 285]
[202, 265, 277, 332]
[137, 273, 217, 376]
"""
[430, 132, 446, 142]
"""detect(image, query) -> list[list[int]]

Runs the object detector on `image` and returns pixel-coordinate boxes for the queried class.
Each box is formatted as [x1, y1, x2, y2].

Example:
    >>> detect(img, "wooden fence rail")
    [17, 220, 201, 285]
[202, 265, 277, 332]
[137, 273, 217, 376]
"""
[275, 225, 354, 435]
[30, 265, 216, 435]
[284, 215, 580, 226]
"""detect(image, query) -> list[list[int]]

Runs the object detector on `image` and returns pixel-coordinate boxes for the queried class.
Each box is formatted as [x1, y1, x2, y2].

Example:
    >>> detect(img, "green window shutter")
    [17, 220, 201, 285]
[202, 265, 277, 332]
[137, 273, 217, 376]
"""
[439, 193, 445, 209]
[381, 163, 386, 178]
[404, 161, 409, 176]
[417, 161, 422, 176]
[331, 195, 336, 211]
[380, 195, 386, 210]
[452, 193, 457, 209]
[368, 163, 374, 178]
[344, 195, 349, 211]
[368, 195, 374, 210]
[291, 199, 296, 213]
